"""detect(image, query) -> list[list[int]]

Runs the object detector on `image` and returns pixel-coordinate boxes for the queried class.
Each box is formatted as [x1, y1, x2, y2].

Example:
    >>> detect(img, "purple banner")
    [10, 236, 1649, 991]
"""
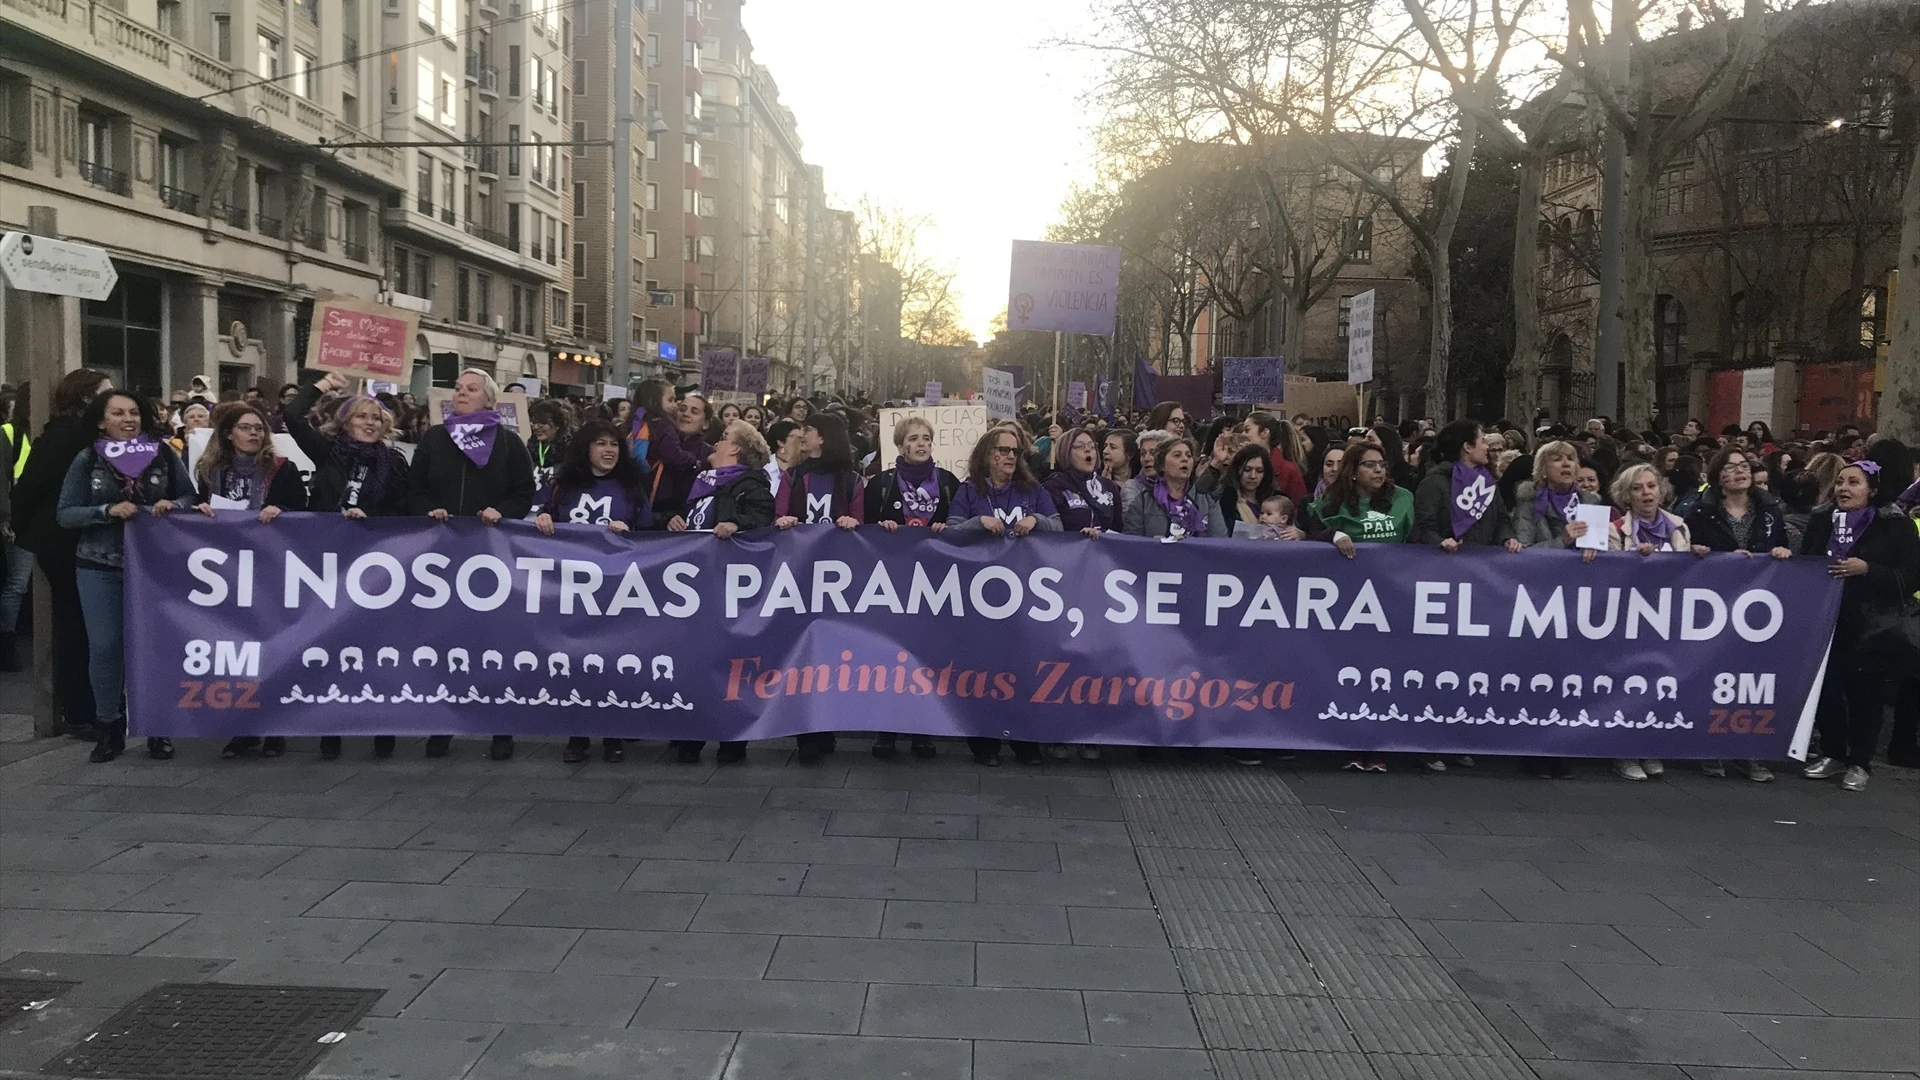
[126, 514, 1840, 759]
[698, 351, 769, 395]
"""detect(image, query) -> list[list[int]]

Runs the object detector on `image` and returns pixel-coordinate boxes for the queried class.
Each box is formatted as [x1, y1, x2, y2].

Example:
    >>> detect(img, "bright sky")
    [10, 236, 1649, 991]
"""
[742, 0, 1106, 343]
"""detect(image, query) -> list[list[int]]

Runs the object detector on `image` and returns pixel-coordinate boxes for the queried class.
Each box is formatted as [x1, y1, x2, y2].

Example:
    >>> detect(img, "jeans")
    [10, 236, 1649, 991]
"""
[1815, 651, 1889, 769]
[0, 542, 31, 633]
[74, 567, 125, 725]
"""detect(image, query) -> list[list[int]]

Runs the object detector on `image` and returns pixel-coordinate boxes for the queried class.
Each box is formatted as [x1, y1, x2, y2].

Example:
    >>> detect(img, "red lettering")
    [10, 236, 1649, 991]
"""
[177, 681, 203, 708]
[1030, 661, 1069, 704]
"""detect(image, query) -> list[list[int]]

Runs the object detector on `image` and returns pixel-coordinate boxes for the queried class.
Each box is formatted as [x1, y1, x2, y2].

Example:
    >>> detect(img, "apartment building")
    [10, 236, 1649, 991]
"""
[0, 0, 572, 394]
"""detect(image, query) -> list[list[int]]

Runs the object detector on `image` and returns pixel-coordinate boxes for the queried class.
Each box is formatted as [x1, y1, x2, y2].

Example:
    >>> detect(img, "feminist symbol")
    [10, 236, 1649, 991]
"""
[1011, 293, 1035, 326]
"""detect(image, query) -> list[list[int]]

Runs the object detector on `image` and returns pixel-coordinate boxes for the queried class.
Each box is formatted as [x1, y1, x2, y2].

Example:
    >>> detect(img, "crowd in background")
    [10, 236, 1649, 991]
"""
[0, 369, 1913, 790]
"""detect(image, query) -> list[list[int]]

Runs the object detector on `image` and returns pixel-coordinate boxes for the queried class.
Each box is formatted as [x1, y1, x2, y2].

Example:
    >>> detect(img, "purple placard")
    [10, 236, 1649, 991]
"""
[1008, 240, 1121, 337]
[1222, 356, 1285, 404]
[127, 515, 1837, 759]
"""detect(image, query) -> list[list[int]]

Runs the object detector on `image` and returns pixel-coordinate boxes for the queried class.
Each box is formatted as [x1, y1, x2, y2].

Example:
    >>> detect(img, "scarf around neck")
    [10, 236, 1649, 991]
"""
[95, 434, 161, 482]
[684, 464, 748, 531]
[1449, 461, 1498, 538]
[1826, 506, 1875, 559]
[447, 409, 502, 468]
[1153, 478, 1205, 537]
[1632, 509, 1676, 548]
[894, 456, 940, 522]
[214, 455, 267, 510]
[1532, 482, 1582, 525]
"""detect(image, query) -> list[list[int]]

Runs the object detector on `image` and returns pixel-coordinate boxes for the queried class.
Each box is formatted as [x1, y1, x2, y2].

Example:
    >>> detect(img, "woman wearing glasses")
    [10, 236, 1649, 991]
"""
[949, 426, 1061, 765]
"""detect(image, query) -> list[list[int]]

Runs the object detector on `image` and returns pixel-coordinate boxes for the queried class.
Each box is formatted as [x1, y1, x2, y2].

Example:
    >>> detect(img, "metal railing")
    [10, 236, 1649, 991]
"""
[464, 221, 514, 251]
[256, 212, 284, 238]
[416, 194, 433, 214]
[160, 185, 199, 214]
[210, 199, 248, 227]
[298, 224, 326, 251]
[477, 147, 499, 175]
[439, 206, 455, 225]
[0, 134, 27, 166]
[79, 159, 129, 193]
[344, 240, 369, 262]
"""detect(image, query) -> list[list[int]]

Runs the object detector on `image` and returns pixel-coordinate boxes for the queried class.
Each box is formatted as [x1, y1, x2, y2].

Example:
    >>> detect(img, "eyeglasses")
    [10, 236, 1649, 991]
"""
[232, 424, 267, 434]
[1720, 461, 1752, 472]
[990, 445, 1020, 456]
[1356, 459, 1388, 470]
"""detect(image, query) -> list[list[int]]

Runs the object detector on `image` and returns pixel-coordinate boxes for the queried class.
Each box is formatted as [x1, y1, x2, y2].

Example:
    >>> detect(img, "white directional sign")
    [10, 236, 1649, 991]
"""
[0, 232, 118, 301]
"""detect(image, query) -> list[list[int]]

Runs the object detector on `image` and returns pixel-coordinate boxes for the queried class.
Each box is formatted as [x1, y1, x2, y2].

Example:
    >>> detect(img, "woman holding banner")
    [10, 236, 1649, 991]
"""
[1219, 445, 1277, 534]
[1414, 420, 1523, 554]
[57, 390, 203, 763]
[1043, 427, 1122, 537]
[775, 412, 864, 531]
[667, 420, 776, 764]
[865, 415, 961, 761]
[1607, 463, 1690, 555]
[1514, 441, 1602, 554]
[1799, 460, 1920, 792]
[283, 373, 413, 761]
[1123, 437, 1227, 540]
[409, 369, 536, 762]
[951, 426, 1061, 766]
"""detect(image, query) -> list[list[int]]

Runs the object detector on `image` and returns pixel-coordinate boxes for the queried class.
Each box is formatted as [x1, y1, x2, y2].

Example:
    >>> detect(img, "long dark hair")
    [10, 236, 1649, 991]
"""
[1146, 401, 1186, 431]
[55, 368, 112, 419]
[554, 420, 646, 499]
[804, 412, 855, 473]
[967, 427, 1038, 492]
[634, 378, 674, 420]
[1323, 439, 1396, 513]
[1227, 444, 1274, 503]
[83, 390, 165, 439]
[197, 402, 276, 488]
[1434, 419, 1481, 465]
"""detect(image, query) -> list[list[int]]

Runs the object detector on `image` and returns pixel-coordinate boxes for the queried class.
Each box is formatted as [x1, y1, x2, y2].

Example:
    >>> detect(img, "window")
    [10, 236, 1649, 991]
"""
[416, 155, 433, 212]
[645, 34, 658, 65]
[475, 272, 493, 324]
[643, 182, 657, 211]
[156, 0, 181, 37]
[440, 163, 456, 223]
[553, 288, 569, 326]
[292, 51, 317, 99]
[257, 31, 282, 81]
[531, 133, 543, 182]
[1337, 295, 1354, 339]
[1655, 295, 1688, 369]
[341, 92, 359, 126]
[417, 0, 434, 27]
[697, 235, 713, 257]
[508, 46, 522, 95]
[507, 125, 521, 175]
[439, 74, 457, 126]
[681, 187, 694, 213]
[682, 236, 695, 262]
[573, 182, 585, 216]
[572, 243, 585, 275]
[684, 91, 700, 121]
[572, 121, 585, 146]
[682, 137, 699, 167]
[697, 194, 715, 217]
[643, 231, 658, 259]
[507, 203, 521, 248]
[572, 304, 586, 335]
[644, 131, 657, 160]
[213, 14, 231, 60]
[1657, 163, 1695, 216]
[457, 267, 472, 322]
[438, 0, 455, 36]
[1344, 216, 1372, 262]
[682, 38, 698, 66]
[159, 138, 186, 190]
[544, 143, 558, 189]
[573, 59, 586, 91]
[543, 66, 557, 111]
[1857, 287, 1887, 349]
[416, 58, 435, 119]
[633, 257, 644, 281]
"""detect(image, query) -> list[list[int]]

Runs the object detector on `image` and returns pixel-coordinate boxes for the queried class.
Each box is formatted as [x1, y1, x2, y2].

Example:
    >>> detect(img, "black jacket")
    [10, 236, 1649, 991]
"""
[12, 415, 94, 564]
[701, 470, 775, 531]
[194, 458, 310, 511]
[408, 422, 536, 518]
[1683, 487, 1790, 553]
[1800, 507, 1920, 656]
[282, 383, 412, 516]
[864, 467, 961, 526]
[1413, 463, 1516, 547]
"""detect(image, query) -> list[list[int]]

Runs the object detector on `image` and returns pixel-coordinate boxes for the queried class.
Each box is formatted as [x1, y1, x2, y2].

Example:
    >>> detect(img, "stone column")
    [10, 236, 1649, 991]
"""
[172, 277, 222, 393]
[268, 296, 299, 385]
[1771, 350, 1803, 437]
[1541, 368, 1565, 422]
[1687, 354, 1715, 426]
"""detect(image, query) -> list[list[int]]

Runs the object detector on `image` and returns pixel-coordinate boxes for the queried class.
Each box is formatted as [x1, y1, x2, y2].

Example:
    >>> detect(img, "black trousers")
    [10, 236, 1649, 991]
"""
[967, 737, 1039, 760]
[1888, 678, 1918, 757]
[1815, 652, 1889, 768]
[42, 559, 96, 729]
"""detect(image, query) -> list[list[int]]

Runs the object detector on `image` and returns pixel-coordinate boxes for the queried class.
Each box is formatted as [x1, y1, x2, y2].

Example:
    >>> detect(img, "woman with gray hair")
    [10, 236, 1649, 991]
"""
[1120, 428, 1175, 514]
[1513, 440, 1602, 555]
[408, 368, 536, 761]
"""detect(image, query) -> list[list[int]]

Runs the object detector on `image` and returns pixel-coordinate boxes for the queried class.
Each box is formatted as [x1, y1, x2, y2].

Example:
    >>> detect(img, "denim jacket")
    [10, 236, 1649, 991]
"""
[55, 444, 197, 570]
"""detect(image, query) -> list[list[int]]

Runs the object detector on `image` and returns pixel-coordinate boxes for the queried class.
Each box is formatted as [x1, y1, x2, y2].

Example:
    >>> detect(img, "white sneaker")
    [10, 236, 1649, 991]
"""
[1742, 761, 1774, 783]
[1613, 760, 1648, 781]
[1422, 758, 1447, 772]
[1642, 759, 1664, 778]
[1701, 760, 1727, 778]
[1803, 756, 1846, 780]
[1840, 766, 1869, 792]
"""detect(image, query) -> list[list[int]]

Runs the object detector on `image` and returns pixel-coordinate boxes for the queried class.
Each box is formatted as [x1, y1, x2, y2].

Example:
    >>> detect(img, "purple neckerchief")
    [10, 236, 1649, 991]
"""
[1532, 483, 1581, 524]
[1153, 479, 1205, 536]
[1896, 476, 1920, 510]
[1826, 506, 1875, 559]
[1449, 461, 1498, 538]
[1632, 510, 1676, 548]
[894, 455, 940, 520]
[686, 465, 747, 507]
[94, 435, 161, 482]
[1312, 478, 1329, 500]
[447, 409, 502, 468]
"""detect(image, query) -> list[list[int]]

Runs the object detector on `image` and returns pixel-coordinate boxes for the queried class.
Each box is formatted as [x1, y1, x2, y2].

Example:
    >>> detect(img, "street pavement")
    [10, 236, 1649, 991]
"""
[1, 702, 1915, 1079]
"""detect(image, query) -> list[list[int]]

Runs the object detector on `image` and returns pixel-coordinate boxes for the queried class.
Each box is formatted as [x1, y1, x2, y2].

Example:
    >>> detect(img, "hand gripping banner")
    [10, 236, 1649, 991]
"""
[125, 513, 1841, 759]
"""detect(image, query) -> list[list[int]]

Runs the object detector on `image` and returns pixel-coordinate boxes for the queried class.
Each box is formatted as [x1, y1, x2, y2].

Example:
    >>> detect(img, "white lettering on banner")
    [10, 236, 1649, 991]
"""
[806, 492, 833, 523]
[1454, 475, 1497, 522]
[570, 494, 613, 525]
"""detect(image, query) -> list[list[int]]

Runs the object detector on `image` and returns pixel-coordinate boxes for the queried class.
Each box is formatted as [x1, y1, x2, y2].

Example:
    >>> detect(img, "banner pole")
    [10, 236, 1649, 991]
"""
[1051, 332, 1063, 418]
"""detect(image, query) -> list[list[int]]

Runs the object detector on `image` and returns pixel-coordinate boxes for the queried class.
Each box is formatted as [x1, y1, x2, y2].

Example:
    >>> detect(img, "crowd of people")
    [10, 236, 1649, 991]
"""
[0, 369, 1914, 789]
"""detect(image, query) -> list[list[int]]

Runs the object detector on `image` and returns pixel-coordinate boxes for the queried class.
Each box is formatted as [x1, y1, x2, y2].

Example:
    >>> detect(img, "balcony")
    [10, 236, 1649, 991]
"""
[160, 185, 199, 214]
[343, 239, 369, 262]
[439, 206, 455, 225]
[477, 148, 499, 177]
[209, 198, 248, 227]
[466, 52, 498, 94]
[476, 66, 498, 95]
[464, 221, 514, 251]
[78, 159, 129, 194]
[0, 134, 26, 166]
[296, 223, 326, 251]
[257, 212, 284, 238]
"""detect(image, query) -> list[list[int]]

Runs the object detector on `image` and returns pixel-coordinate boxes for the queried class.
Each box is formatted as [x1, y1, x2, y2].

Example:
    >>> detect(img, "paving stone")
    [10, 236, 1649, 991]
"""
[896, 837, 1057, 871]
[4, 870, 162, 910]
[765, 936, 974, 986]
[359, 794, 534, 823]
[1160, 910, 1299, 953]
[556, 929, 777, 979]
[1189, 994, 1356, 1052]
[763, 787, 909, 812]
[462, 1023, 738, 1079]
[91, 840, 303, 879]
[1725, 1013, 1919, 1074]
[0, 951, 229, 1010]
[347, 921, 581, 973]
[268, 846, 472, 884]
[826, 811, 977, 839]
[1121, 798, 1228, 824]
[139, 914, 385, 962]
[1336, 998, 1515, 1056]
[1571, 963, 1819, 1013]
[883, 900, 1071, 944]
[623, 781, 774, 808]
[301, 880, 520, 923]
[734, 834, 901, 866]
[1146, 875, 1275, 913]
[1055, 843, 1147, 875]
[443, 852, 641, 891]
[1311, 952, 1464, 1002]
[624, 858, 804, 896]
[204, 955, 436, 1016]
[1049, 795, 1127, 820]
[494, 888, 703, 932]
[691, 893, 885, 937]
[630, 975, 865, 1034]
[973, 1040, 1216, 1080]
[1069, 907, 1170, 947]
[1263, 878, 1397, 918]
[798, 864, 975, 902]
[1208, 1050, 1377, 1080]
[1485, 888, 1691, 926]
[0, 1004, 120, 1078]
[861, 982, 1090, 1043]
[1652, 895, 1859, 934]
[1172, 946, 1326, 997]
[1133, 847, 1256, 879]
[1764, 965, 1920, 1019]
[1612, 926, 1856, 975]
[1084, 989, 1204, 1047]
[112, 875, 350, 917]
[305, 1016, 503, 1079]
[978, 943, 1183, 992]
[1228, 827, 1349, 854]
[80, 811, 278, 843]
[1368, 1052, 1542, 1079]
[1374, 885, 1511, 921]
[1510, 1004, 1788, 1067]
[1110, 766, 1301, 805]
[1441, 959, 1610, 1007]
[1428, 920, 1654, 964]
[245, 818, 432, 849]
[1537, 860, 1727, 896]
[405, 968, 649, 1026]
[1243, 851, 1372, 883]
[907, 791, 1051, 817]
[1289, 916, 1431, 958]
[513, 800, 686, 830]
[975, 869, 1149, 908]
[723, 1032, 970, 1080]
[1127, 822, 1239, 849]
[405, 821, 590, 855]
[1374, 857, 1561, 892]
[981, 816, 1132, 845]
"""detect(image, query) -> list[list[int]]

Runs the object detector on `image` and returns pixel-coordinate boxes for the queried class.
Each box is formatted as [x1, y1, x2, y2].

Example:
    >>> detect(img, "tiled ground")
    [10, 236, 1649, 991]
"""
[1, 709, 1915, 1079]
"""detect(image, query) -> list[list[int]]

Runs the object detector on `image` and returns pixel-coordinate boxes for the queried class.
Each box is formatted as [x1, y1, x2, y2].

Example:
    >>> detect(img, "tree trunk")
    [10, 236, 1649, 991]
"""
[1619, 156, 1659, 430]
[1508, 150, 1546, 419]
[1425, 243, 1452, 414]
[1882, 137, 1920, 445]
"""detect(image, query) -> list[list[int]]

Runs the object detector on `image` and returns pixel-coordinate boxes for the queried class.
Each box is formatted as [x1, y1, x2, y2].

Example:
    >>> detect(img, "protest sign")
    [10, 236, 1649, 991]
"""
[1067, 381, 1087, 410]
[983, 368, 1018, 421]
[128, 517, 1836, 762]
[305, 295, 417, 379]
[879, 404, 986, 480]
[1222, 357, 1285, 405]
[925, 381, 943, 405]
[1007, 241, 1121, 336]
[1347, 289, 1376, 385]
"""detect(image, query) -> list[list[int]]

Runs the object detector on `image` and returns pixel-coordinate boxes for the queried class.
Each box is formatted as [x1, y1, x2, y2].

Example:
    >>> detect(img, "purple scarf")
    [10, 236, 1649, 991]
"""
[1897, 477, 1920, 511]
[94, 434, 162, 482]
[1532, 483, 1581, 524]
[892, 456, 940, 524]
[212, 456, 267, 510]
[1826, 506, 1875, 559]
[447, 409, 502, 468]
[1632, 510, 1676, 549]
[1153, 479, 1205, 537]
[1449, 461, 1498, 538]
[684, 465, 748, 531]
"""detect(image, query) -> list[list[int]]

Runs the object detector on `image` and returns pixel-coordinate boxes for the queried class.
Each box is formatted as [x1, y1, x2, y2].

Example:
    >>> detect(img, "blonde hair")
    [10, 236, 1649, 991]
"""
[1609, 462, 1669, 509]
[1531, 440, 1580, 487]
[723, 419, 770, 470]
[322, 396, 396, 442]
[458, 368, 500, 407]
[892, 415, 934, 449]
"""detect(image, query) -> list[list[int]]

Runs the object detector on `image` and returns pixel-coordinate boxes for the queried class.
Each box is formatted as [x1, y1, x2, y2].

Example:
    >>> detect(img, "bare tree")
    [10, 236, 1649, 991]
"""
[855, 198, 970, 348]
[1886, 133, 1920, 445]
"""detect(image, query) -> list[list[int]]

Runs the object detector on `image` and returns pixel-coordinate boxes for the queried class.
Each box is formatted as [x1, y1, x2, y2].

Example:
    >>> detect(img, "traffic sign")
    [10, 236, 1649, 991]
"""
[0, 232, 117, 301]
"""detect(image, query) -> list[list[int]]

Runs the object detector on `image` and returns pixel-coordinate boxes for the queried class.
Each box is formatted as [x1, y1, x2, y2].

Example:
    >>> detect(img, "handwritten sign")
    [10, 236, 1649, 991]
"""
[1067, 381, 1087, 410]
[1222, 357, 1284, 405]
[306, 295, 417, 379]
[983, 368, 1017, 421]
[924, 381, 943, 405]
[1007, 240, 1121, 337]
[879, 405, 987, 481]
[1347, 289, 1376, 385]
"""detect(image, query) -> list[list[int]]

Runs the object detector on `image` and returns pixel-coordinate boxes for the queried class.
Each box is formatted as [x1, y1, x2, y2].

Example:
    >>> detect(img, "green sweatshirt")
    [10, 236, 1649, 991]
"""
[1311, 486, 1415, 545]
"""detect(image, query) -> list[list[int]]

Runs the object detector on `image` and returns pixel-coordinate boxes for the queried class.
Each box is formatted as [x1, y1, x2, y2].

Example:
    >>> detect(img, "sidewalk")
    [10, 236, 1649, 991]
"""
[2, 703, 1915, 1079]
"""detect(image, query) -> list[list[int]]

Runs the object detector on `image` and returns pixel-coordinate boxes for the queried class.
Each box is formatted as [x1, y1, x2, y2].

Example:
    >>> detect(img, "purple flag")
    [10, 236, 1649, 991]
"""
[1132, 356, 1158, 410]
